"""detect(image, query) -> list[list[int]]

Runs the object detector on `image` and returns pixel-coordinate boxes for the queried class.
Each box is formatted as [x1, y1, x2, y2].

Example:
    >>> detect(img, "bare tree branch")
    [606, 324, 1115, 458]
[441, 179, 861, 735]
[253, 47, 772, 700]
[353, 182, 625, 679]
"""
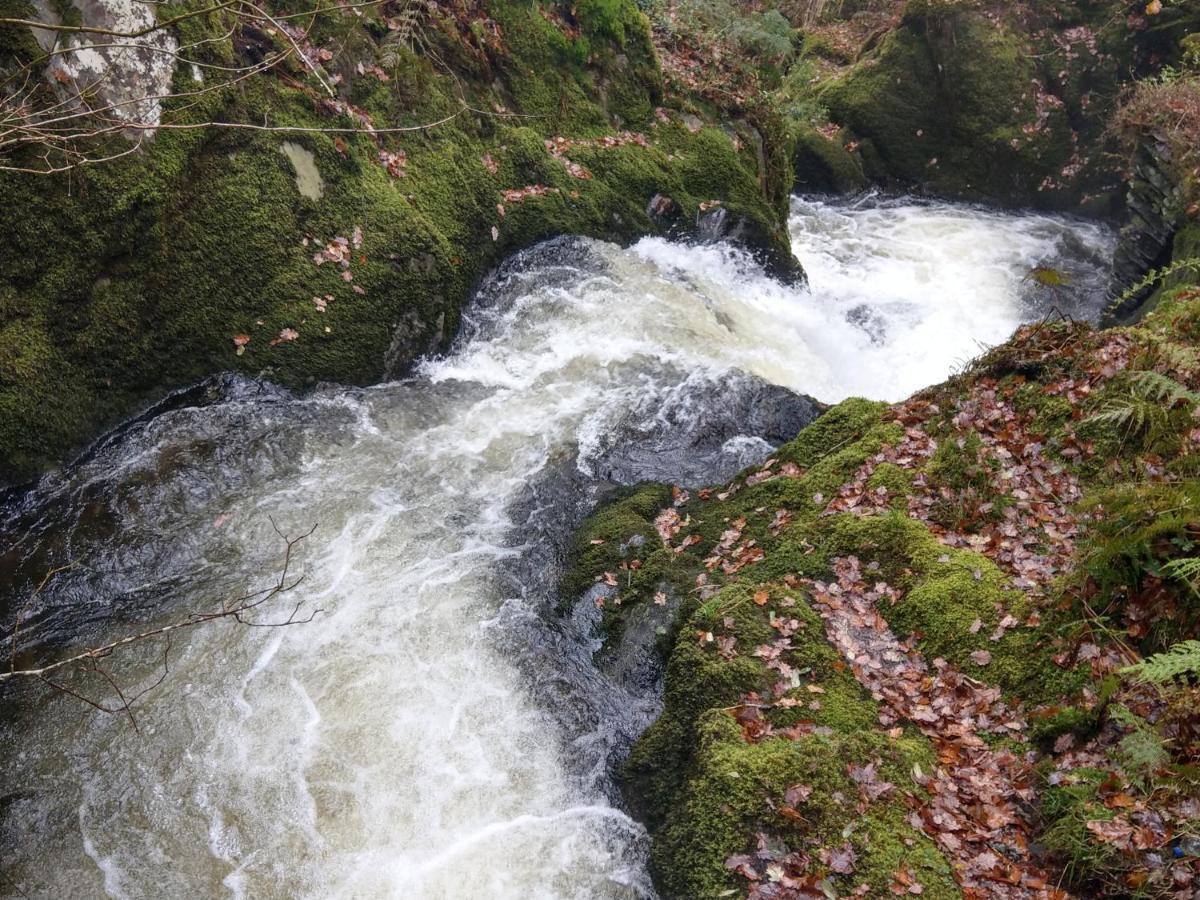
[2, 522, 321, 726]
[0, 0, 243, 40]
[0, 0, 530, 174]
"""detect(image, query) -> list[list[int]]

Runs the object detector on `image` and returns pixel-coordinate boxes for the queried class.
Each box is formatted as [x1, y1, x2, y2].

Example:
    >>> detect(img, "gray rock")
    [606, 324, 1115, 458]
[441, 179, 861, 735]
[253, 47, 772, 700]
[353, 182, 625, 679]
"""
[581, 370, 824, 487]
[30, 0, 178, 135]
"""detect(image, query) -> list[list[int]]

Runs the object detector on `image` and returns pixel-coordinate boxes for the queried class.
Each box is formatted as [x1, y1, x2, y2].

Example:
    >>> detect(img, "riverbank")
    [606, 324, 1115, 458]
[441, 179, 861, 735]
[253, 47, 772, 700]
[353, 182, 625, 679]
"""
[0, 0, 802, 484]
[5, 0, 1199, 485]
[569, 267, 1200, 899]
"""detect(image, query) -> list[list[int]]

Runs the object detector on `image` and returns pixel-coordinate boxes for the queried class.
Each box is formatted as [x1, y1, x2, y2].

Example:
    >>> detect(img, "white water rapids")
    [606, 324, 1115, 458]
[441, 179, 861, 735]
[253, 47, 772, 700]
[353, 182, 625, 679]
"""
[0, 196, 1114, 899]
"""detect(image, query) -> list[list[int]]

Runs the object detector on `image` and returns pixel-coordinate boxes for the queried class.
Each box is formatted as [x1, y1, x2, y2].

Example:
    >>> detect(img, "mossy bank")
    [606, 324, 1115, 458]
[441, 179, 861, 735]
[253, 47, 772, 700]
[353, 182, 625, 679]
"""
[0, 0, 801, 484]
[567, 274, 1200, 894]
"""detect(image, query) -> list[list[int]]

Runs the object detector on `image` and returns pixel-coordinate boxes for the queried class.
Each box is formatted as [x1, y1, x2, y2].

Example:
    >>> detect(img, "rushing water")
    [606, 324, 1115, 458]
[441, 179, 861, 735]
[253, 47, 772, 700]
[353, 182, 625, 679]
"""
[0, 196, 1115, 899]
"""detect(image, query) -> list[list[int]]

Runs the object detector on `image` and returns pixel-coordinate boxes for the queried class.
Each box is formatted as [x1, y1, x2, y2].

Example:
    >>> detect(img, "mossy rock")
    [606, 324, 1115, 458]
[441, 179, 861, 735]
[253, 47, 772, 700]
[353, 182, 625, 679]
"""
[792, 126, 867, 195]
[647, 712, 959, 899]
[818, 8, 1082, 207]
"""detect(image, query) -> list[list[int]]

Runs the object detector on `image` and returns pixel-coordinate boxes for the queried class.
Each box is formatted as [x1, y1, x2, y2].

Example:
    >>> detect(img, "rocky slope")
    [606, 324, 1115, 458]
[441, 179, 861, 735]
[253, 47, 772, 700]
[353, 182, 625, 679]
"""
[568, 274, 1200, 898]
[563, 8, 1200, 897]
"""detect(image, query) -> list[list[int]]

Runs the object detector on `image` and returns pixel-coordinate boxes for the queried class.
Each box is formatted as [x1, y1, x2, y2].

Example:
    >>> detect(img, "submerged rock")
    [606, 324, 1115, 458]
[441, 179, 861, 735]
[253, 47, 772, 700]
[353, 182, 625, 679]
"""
[581, 370, 824, 487]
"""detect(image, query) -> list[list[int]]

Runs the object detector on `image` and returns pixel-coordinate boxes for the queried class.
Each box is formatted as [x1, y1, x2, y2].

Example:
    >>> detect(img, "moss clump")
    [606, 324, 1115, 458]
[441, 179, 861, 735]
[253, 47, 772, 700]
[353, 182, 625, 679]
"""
[924, 429, 1010, 530]
[1039, 768, 1120, 888]
[791, 125, 867, 195]
[623, 571, 957, 896]
[1011, 382, 1075, 439]
[647, 712, 958, 899]
[556, 480, 681, 648]
[866, 461, 913, 507]
[808, 512, 1083, 704]
[561, 482, 671, 601]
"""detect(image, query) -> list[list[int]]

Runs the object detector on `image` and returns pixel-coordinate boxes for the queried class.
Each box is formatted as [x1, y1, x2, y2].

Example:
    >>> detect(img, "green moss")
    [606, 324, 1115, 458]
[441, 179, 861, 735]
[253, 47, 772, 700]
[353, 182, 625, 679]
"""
[1040, 768, 1120, 887]
[562, 482, 672, 601]
[866, 461, 913, 506]
[774, 397, 888, 469]
[792, 125, 867, 195]
[924, 429, 1010, 530]
[1027, 704, 1097, 747]
[1076, 480, 1200, 653]
[574, 0, 640, 46]
[648, 712, 958, 899]
[1011, 382, 1075, 437]
[817, 8, 1084, 207]
[809, 513, 1084, 705]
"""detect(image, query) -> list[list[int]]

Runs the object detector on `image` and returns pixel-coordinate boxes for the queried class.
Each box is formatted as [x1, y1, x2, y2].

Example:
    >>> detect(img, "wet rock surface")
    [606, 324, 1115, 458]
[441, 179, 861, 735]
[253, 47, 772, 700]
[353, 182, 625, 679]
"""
[582, 371, 823, 488]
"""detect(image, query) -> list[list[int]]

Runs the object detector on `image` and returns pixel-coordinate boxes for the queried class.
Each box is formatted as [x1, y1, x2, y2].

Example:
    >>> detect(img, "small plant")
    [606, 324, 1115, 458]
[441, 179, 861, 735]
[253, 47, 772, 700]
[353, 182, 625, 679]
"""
[1162, 556, 1200, 590]
[1122, 639, 1200, 684]
[925, 430, 1007, 531]
[1121, 558, 1200, 685]
[1113, 71, 1200, 172]
[1083, 369, 1200, 447]
[1109, 705, 1170, 790]
[1077, 481, 1200, 650]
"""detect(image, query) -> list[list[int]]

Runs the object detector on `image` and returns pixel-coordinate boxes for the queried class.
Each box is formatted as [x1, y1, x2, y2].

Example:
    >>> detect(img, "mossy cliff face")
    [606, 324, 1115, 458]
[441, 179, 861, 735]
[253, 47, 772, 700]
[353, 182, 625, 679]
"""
[815, 3, 1088, 208]
[568, 271, 1200, 895]
[0, 0, 800, 484]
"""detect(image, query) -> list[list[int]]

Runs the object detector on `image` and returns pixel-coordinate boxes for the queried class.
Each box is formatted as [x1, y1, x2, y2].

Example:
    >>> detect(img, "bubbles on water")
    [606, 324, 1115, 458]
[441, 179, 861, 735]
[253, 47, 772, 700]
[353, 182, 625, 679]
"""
[787, 194, 1116, 396]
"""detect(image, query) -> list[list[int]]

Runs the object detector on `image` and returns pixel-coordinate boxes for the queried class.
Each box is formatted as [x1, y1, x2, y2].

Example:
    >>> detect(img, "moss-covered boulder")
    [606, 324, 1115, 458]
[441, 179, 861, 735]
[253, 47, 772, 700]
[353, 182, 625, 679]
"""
[818, 3, 1082, 206]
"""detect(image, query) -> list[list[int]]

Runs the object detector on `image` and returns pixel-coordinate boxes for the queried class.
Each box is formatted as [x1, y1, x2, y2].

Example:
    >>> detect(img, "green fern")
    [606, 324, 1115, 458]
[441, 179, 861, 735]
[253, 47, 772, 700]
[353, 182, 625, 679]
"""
[1126, 369, 1200, 405]
[1163, 557, 1200, 595]
[1121, 640, 1200, 684]
[1140, 334, 1200, 374]
[1083, 369, 1200, 443]
[377, 0, 429, 69]
[1109, 704, 1170, 787]
[1083, 398, 1153, 435]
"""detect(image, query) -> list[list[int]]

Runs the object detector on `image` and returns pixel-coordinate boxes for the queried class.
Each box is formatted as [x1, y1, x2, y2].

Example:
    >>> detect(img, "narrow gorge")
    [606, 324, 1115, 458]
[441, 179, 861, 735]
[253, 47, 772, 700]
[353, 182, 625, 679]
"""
[2, 1, 1199, 899]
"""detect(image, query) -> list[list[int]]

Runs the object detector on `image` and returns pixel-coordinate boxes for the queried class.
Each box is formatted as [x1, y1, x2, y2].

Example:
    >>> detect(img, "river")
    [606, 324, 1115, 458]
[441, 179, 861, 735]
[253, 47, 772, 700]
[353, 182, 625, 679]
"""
[0, 196, 1115, 899]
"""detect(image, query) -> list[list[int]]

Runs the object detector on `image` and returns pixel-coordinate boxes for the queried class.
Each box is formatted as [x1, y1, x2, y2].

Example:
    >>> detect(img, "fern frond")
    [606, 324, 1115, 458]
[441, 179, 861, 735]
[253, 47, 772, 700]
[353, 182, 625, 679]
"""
[1106, 256, 1200, 317]
[1126, 370, 1200, 406]
[1117, 727, 1170, 787]
[1142, 336, 1200, 375]
[1121, 640, 1200, 684]
[1163, 557, 1200, 585]
[1083, 399, 1150, 434]
[377, 0, 429, 62]
[1108, 703, 1142, 728]
[1108, 703, 1169, 787]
